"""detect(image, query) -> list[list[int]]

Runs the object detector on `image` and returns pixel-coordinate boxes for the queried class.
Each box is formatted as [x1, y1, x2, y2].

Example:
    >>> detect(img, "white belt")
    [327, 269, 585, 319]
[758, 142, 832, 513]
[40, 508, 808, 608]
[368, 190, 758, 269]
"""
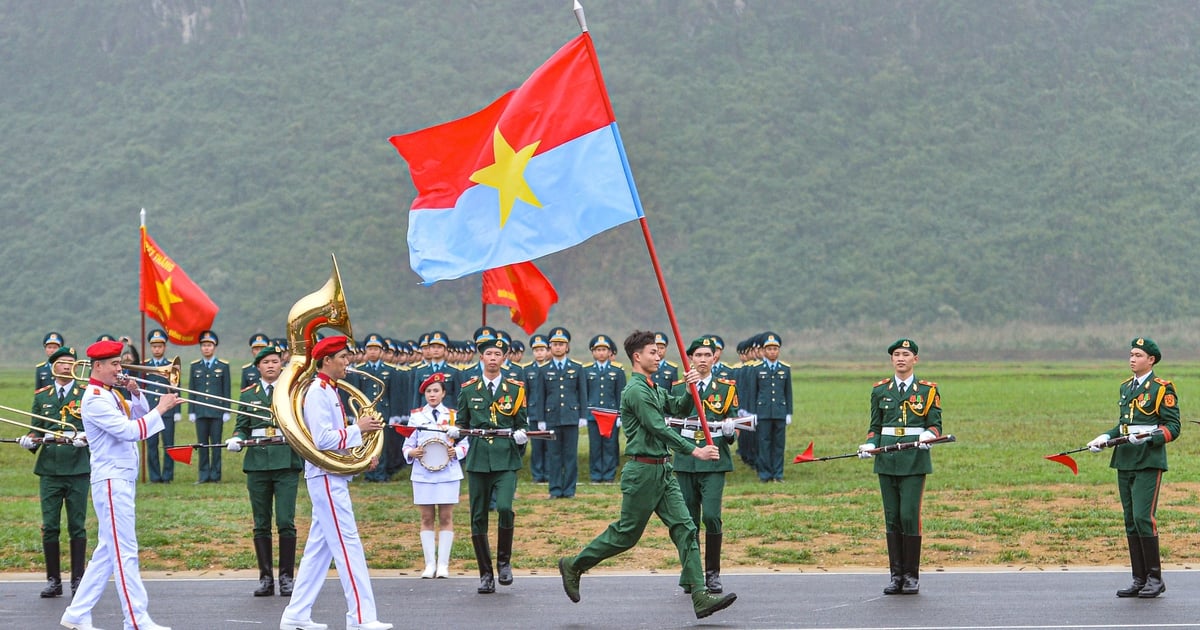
[251, 428, 271, 437]
[1121, 425, 1157, 435]
[881, 426, 924, 437]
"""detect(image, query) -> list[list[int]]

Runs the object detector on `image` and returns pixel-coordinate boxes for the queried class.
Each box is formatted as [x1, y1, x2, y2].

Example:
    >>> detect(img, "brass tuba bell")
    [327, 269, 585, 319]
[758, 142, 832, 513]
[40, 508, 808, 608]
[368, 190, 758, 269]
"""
[273, 255, 384, 475]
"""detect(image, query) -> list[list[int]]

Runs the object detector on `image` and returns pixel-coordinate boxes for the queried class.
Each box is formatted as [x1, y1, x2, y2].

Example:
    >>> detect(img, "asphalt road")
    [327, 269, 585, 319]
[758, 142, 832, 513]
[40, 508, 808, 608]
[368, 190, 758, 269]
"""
[4, 570, 1198, 630]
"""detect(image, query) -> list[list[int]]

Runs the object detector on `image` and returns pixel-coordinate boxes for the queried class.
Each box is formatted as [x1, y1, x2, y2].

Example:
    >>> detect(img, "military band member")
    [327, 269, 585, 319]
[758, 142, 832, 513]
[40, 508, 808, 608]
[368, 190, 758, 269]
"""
[857, 338, 941, 595]
[36, 331, 65, 390]
[61, 340, 180, 630]
[21, 346, 88, 598]
[744, 332, 792, 482]
[456, 337, 528, 594]
[650, 331, 679, 389]
[142, 328, 176, 483]
[557, 330, 736, 619]
[226, 345, 303, 597]
[533, 327, 586, 499]
[1087, 337, 1180, 599]
[189, 330, 231, 483]
[280, 336, 392, 630]
[404, 373, 467, 579]
[525, 334, 550, 483]
[242, 333, 272, 389]
[584, 334, 625, 483]
[671, 337, 738, 594]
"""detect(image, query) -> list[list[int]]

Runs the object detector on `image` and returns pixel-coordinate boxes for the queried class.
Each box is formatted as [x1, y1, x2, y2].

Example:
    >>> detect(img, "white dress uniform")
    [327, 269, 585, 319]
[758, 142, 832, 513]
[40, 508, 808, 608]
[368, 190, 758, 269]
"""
[61, 379, 167, 630]
[403, 404, 468, 505]
[281, 373, 383, 630]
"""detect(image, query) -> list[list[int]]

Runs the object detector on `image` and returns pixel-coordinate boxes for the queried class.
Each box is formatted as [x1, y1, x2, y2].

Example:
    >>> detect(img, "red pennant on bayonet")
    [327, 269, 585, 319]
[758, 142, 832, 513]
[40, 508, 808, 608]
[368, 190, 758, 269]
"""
[393, 425, 416, 438]
[166, 446, 194, 465]
[1044, 453, 1079, 475]
[589, 408, 618, 438]
[793, 441, 815, 463]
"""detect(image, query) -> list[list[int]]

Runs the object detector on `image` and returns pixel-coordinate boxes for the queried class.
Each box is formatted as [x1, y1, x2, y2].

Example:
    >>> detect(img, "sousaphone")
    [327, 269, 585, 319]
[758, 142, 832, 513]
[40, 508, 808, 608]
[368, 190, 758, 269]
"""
[273, 255, 384, 475]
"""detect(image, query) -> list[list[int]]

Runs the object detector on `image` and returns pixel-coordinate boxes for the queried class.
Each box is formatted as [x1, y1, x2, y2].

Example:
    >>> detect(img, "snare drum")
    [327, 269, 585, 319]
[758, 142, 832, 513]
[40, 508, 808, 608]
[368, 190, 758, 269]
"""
[417, 436, 454, 472]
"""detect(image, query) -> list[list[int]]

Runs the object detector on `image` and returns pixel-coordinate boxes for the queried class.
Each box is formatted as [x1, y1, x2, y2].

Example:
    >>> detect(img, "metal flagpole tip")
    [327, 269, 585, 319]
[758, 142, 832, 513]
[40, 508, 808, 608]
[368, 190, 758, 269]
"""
[573, 0, 587, 32]
[793, 441, 815, 463]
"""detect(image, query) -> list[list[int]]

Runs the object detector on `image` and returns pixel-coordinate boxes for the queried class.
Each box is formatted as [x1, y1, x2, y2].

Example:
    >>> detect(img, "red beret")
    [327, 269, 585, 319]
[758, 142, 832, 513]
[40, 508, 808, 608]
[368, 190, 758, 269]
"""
[419, 372, 446, 394]
[312, 335, 349, 362]
[86, 340, 124, 360]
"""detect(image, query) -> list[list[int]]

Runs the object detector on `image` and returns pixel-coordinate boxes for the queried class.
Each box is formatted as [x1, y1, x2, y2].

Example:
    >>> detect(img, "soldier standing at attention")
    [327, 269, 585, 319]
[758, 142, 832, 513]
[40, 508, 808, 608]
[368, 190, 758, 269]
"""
[650, 332, 679, 389]
[142, 329, 175, 484]
[557, 330, 736, 619]
[226, 344, 303, 598]
[1087, 337, 1180, 599]
[242, 333, 272, 389]
[857, 338, 941, 595]
[533, 327, 587, 499]
[584, 334, 625, 483]
[410, 331, 460, 410]
[744, 332, 792, 482]
[355, 333, 401, 483]
[36, 332, 66, 390]
[21, 346, 88, 598]
[732, 340, 758, 467]
[524, 334, 550, 483]
[189, 330, 231, 483]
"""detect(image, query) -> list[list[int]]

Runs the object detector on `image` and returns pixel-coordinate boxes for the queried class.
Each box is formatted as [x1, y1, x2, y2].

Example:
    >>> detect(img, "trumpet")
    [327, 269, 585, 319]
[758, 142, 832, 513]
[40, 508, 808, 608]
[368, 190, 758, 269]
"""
[0, 413, 73, 441]
[0, 402, 79, 433]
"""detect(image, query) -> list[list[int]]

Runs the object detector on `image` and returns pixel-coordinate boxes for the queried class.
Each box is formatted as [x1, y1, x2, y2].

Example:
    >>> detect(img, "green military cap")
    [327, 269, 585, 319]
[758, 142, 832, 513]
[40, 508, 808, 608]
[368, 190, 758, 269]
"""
[887, 338, 918, 355]
[478, 337, 509, 353]
[686, 337, 716, 356]
[703, 334, 724, 350]
[48, 346, 77, 364]
[1132, 337, 1161, 362]
[254, 345, 282, 365]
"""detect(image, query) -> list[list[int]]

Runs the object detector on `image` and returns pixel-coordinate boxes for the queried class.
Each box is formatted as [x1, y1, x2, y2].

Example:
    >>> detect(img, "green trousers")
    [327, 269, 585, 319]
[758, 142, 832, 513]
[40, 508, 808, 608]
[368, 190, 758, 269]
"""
[879, 473, 925, 535]
[40, 474, 89, 543]
[572, 461, 703, 589]
[1117, 468, 1162, 537]
[246, 469, 300, 539]
[468, 470, 516, 535]
[676, 471, 725, 534]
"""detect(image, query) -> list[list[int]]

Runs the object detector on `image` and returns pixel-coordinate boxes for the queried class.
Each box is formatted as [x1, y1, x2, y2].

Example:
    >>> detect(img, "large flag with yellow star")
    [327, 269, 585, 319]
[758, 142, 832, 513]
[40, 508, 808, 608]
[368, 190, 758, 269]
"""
[390, 33, 642, 284]
[139, 227, 219, 345]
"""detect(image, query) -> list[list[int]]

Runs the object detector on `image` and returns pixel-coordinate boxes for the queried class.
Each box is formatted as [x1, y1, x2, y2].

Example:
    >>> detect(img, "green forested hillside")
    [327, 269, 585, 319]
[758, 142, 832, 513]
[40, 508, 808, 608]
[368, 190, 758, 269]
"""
[2, 0, 1199, 361]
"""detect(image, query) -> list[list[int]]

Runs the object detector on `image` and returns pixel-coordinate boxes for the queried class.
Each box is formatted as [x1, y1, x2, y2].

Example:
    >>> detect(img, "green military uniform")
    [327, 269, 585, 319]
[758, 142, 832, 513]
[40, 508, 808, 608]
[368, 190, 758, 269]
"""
[1101, 337, 1180, 599]
[29, 363, 89, 598]
[456, 361, 527, 594]
[671, 370, 737, 593]
[234, 374, 302, 597]
[864, 338, 942, 596]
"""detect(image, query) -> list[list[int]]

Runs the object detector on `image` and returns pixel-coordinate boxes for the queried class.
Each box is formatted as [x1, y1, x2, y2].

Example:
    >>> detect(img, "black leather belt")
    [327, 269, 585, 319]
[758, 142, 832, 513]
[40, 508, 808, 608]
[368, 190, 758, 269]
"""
[629, 456, 669, 465]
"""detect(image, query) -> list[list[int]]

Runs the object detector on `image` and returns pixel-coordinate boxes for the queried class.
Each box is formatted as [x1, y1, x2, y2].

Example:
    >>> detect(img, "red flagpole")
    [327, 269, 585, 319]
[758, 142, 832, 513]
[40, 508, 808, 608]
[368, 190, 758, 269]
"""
[138, 209, 148, 483]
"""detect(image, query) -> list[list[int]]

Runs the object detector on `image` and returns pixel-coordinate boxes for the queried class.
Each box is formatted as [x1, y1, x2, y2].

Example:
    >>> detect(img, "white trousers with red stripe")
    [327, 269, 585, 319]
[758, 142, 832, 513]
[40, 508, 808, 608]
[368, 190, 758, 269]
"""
[282, 474, 378, 627]
[62, 478, 155, 630]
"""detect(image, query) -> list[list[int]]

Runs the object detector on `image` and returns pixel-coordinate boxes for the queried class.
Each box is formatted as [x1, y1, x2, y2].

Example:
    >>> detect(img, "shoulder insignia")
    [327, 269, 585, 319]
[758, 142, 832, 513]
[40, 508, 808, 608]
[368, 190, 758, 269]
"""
[241, 384, 256, 392]
[583, 361, 595, 368]
[671, 378, 686, 386]
[411, 407, 423, 415]
[35, 384, 53, 394]
[918, 380, 937, 387]
[1154, 377, 1172, 386]
[611, 361, 624, 368]
[35, 361, 47, 368]
[1122, 376, 1135, 384]
[461, 376, 480, 387]
[92, 387, 101, 395]
[242, 362, 254, 369]
[217, 359, 230, 366]
[779, 361, 791, 368]
[874, 378, 890, 387]
[717, 378, 736, 385]
[504, 377, 525, 387]
[190, 359, 202, 365]
[665, 361, 680, 369]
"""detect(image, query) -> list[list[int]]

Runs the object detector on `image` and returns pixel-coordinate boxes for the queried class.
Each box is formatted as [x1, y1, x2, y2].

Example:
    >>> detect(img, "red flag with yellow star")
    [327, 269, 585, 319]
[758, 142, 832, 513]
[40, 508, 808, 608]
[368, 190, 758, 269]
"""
[139, 227, 219, 345]
[390, 33, 642, 284]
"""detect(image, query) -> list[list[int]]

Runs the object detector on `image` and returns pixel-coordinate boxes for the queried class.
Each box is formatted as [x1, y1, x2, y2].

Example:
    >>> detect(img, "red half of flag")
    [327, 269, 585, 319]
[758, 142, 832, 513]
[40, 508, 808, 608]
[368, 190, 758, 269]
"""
[481, 262, 559, 335]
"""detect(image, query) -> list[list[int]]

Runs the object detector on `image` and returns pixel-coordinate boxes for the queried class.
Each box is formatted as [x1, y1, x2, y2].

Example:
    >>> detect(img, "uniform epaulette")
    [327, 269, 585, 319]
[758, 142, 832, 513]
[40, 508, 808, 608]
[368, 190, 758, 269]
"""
[190, 359, 203, 365]
[1122, 375, 1135, 384]
[412, 407, 423, 415]
[611, 361, 624, 368]
[461, 376, 480, 387]
[584, 361, 596, 368]
[242, 362, 254, 369]
[241, 384, 256, 392]
[918, 379, 937, 387]
[504, 377, 525, 387]
[665, 361, 679, 368]
[779, 361, 792, 368]
[35, 384, 53, 394]
[352, 362, 366, 368]
[671, 378, 687, 386]
[873, 378, 890, 387]
[35, 361, 47, 368]
[1154, 377, 1172, 386]
[717, 378, 736, 386]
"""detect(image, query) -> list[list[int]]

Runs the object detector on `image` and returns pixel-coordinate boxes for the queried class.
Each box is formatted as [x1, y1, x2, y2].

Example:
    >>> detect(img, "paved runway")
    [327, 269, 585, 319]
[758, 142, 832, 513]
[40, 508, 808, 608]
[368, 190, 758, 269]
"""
[3, 569, 1198, 629]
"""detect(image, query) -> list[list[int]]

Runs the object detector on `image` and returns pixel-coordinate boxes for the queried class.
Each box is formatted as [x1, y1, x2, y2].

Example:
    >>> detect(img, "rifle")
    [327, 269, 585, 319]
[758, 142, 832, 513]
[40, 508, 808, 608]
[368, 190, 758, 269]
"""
[794, 435, 957, 463]
[392, 425, 556, 440]
[1044, 430, 1161, 475]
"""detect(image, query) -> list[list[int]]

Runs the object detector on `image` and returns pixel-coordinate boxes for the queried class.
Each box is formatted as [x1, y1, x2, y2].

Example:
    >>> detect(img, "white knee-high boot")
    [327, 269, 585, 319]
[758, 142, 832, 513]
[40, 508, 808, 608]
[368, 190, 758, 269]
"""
[436, 531, 454, 578]
[420, 531, 436, 579]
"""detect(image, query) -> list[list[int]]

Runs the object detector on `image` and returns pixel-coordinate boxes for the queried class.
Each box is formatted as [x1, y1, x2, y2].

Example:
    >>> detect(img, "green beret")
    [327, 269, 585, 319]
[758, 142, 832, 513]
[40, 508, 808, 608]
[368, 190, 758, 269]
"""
[48, 346, 76, 364]
[1132, 337, 1161, 362]
[686, 337, 716, 356]
[254, 345, 282, 365]
[887, 338, 918, 355]
[477, 337, 509, 353]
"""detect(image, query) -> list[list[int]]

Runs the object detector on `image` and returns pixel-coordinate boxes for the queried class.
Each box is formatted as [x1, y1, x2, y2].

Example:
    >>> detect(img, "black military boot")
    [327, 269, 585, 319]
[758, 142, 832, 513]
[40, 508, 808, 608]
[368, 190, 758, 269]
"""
[883, 532, 904, 595]
[40, 540, 62, 598]
[900, 534, 921, 594]
[1138, 536, 1165, 598]
[69, 538, 87, 597]
[278, 536, 297, 597]
[253, 537, 274, 596]
[1116, 535, 1146, 597]
[704, 532, 723, 593]
[472, 534, 495, 594]
[496, 527, 514, 586]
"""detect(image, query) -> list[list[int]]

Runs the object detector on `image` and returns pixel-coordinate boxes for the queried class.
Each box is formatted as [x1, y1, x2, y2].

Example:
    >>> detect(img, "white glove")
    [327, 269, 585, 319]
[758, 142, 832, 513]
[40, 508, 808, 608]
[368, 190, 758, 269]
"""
[221, 412, 230, 423]
[388, 416, 402, 426]
[616, 419, 621, 428]
[446, 426, 460, 440]
[1127, 432, 1150, 445]
[225, 437, 243, 452]
[512, 430, 528, 446]
[1087, 434, 1110, 453]
[18, 435, 36, 450]
[857, 443, 874, 459]
[720, 419, 736, 436]
[174, 412, 182, 421]
[72, 434, 86, 448]
[785, 414, 793, 425]
[918, 430, 936, 449]
[737, 408, 752, 418]
[579, 418, 588, 428]
[188, 413, 196, 423]
[538, 422, 547, 431]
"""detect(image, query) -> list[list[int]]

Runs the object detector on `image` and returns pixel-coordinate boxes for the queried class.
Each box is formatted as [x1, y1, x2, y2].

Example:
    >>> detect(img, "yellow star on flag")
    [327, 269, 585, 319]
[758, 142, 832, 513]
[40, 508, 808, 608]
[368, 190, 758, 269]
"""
[469, 126, 542, 228]
[156, 276, 185, 319]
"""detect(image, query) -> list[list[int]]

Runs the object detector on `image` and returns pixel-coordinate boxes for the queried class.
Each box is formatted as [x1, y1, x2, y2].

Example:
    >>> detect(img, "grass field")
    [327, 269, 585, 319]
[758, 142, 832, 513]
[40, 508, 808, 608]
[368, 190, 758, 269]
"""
[1, 361, 1199, 576]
